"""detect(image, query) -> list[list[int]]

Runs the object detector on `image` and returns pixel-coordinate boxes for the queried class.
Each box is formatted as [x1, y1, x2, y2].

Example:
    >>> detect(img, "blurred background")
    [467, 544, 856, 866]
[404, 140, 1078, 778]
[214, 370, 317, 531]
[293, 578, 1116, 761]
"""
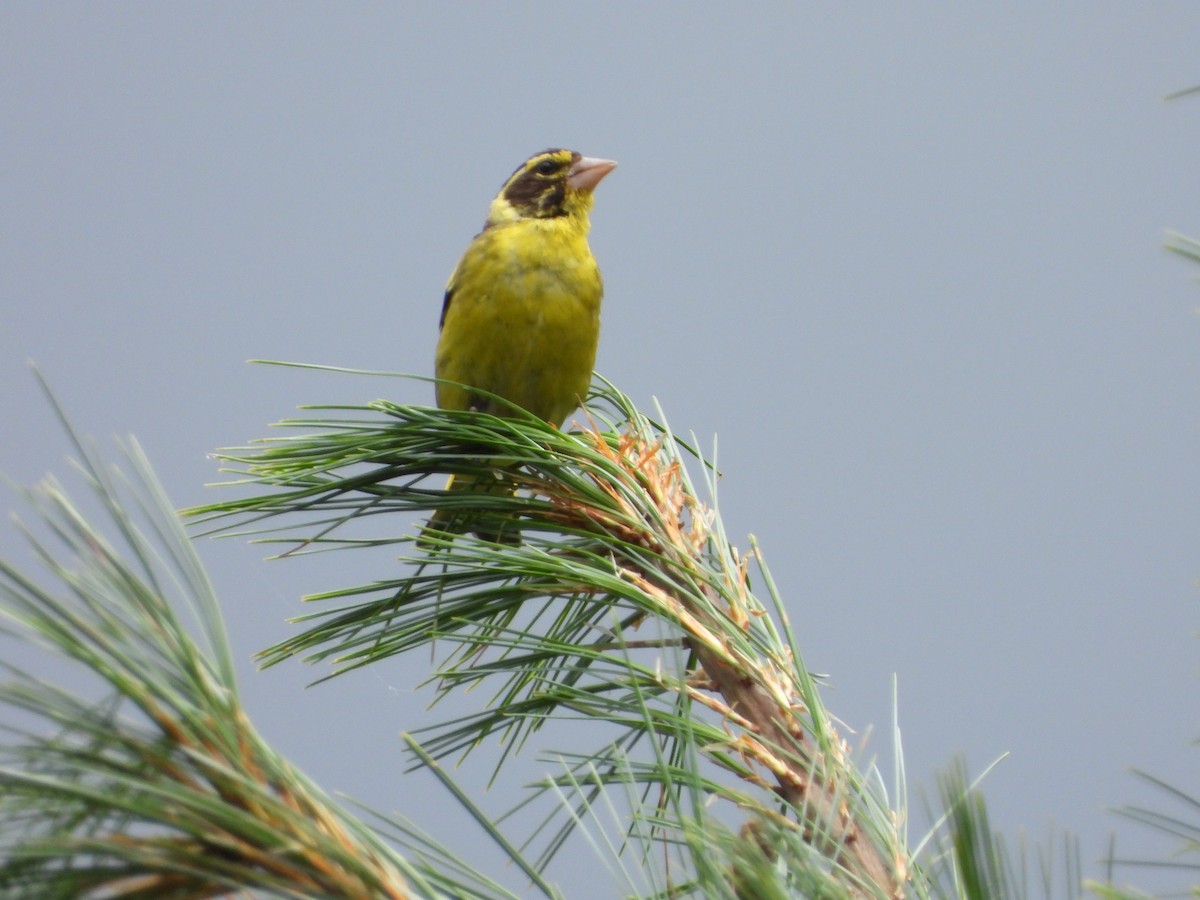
[3, 5, 1198, 895]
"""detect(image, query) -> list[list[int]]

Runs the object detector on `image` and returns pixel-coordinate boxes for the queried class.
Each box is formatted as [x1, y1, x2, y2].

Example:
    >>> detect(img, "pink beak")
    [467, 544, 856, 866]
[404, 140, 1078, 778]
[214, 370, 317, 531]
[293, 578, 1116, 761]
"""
[567, 156, 617, 192]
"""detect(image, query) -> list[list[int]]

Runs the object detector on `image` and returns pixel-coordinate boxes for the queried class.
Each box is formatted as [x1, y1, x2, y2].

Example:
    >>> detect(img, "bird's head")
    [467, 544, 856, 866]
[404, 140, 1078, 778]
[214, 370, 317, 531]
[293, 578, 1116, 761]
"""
[485, 149, 616, 228]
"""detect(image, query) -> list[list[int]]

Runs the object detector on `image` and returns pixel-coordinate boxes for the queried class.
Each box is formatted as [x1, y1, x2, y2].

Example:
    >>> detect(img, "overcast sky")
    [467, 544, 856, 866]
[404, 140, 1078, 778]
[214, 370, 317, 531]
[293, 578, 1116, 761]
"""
[3, 5, 1199, 896]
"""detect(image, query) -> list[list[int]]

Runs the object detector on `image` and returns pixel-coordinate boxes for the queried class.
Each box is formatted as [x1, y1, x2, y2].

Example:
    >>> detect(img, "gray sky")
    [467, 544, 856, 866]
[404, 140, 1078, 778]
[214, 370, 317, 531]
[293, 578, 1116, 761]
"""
[3, 4, 1199, 895]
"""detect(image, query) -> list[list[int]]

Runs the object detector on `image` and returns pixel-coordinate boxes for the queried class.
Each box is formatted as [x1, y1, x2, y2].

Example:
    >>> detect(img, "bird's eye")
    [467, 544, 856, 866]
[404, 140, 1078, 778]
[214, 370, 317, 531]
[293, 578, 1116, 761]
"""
[534, 159, 559, 176]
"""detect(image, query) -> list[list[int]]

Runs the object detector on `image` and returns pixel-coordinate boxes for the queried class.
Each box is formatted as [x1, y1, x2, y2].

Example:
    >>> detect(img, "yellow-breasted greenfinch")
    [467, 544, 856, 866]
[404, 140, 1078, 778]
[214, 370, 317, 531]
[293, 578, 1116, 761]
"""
[421, 148, 616, 545]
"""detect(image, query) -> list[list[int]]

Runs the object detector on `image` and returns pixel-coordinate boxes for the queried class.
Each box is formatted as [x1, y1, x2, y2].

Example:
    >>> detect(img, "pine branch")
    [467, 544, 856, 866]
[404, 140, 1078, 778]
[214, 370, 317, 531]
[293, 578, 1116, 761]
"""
[0, 425, 473, 899]
[188, 371, 910, 897]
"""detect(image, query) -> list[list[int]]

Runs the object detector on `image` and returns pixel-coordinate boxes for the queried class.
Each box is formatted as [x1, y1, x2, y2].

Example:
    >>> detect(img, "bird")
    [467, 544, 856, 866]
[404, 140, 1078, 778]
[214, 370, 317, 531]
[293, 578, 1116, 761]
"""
[420, 148, 617, 545]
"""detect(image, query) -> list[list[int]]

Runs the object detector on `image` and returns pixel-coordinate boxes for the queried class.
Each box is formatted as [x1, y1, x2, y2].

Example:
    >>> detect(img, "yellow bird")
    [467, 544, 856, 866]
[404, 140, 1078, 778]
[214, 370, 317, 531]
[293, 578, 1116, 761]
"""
[421, 148, 617, 544]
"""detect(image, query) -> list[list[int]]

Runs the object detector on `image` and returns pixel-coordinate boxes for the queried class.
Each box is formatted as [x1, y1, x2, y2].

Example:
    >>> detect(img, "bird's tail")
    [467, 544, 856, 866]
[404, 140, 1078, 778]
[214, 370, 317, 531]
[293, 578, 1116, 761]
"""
[417, 470, 521, 548]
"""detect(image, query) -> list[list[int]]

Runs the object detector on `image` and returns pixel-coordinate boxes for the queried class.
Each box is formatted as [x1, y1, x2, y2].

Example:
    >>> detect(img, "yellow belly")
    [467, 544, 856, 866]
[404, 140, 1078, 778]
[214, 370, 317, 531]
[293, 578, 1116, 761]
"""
[435, 220, 602, 426]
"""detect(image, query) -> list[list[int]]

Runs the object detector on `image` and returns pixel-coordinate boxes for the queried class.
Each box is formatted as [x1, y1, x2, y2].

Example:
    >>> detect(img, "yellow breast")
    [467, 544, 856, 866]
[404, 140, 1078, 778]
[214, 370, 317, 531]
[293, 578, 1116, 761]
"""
[435, 215, 602, 426]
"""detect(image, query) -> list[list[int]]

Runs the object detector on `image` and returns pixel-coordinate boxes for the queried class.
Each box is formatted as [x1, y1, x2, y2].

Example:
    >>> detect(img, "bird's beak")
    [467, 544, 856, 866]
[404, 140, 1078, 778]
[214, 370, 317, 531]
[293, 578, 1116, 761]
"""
[567, 156, 617, 192]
